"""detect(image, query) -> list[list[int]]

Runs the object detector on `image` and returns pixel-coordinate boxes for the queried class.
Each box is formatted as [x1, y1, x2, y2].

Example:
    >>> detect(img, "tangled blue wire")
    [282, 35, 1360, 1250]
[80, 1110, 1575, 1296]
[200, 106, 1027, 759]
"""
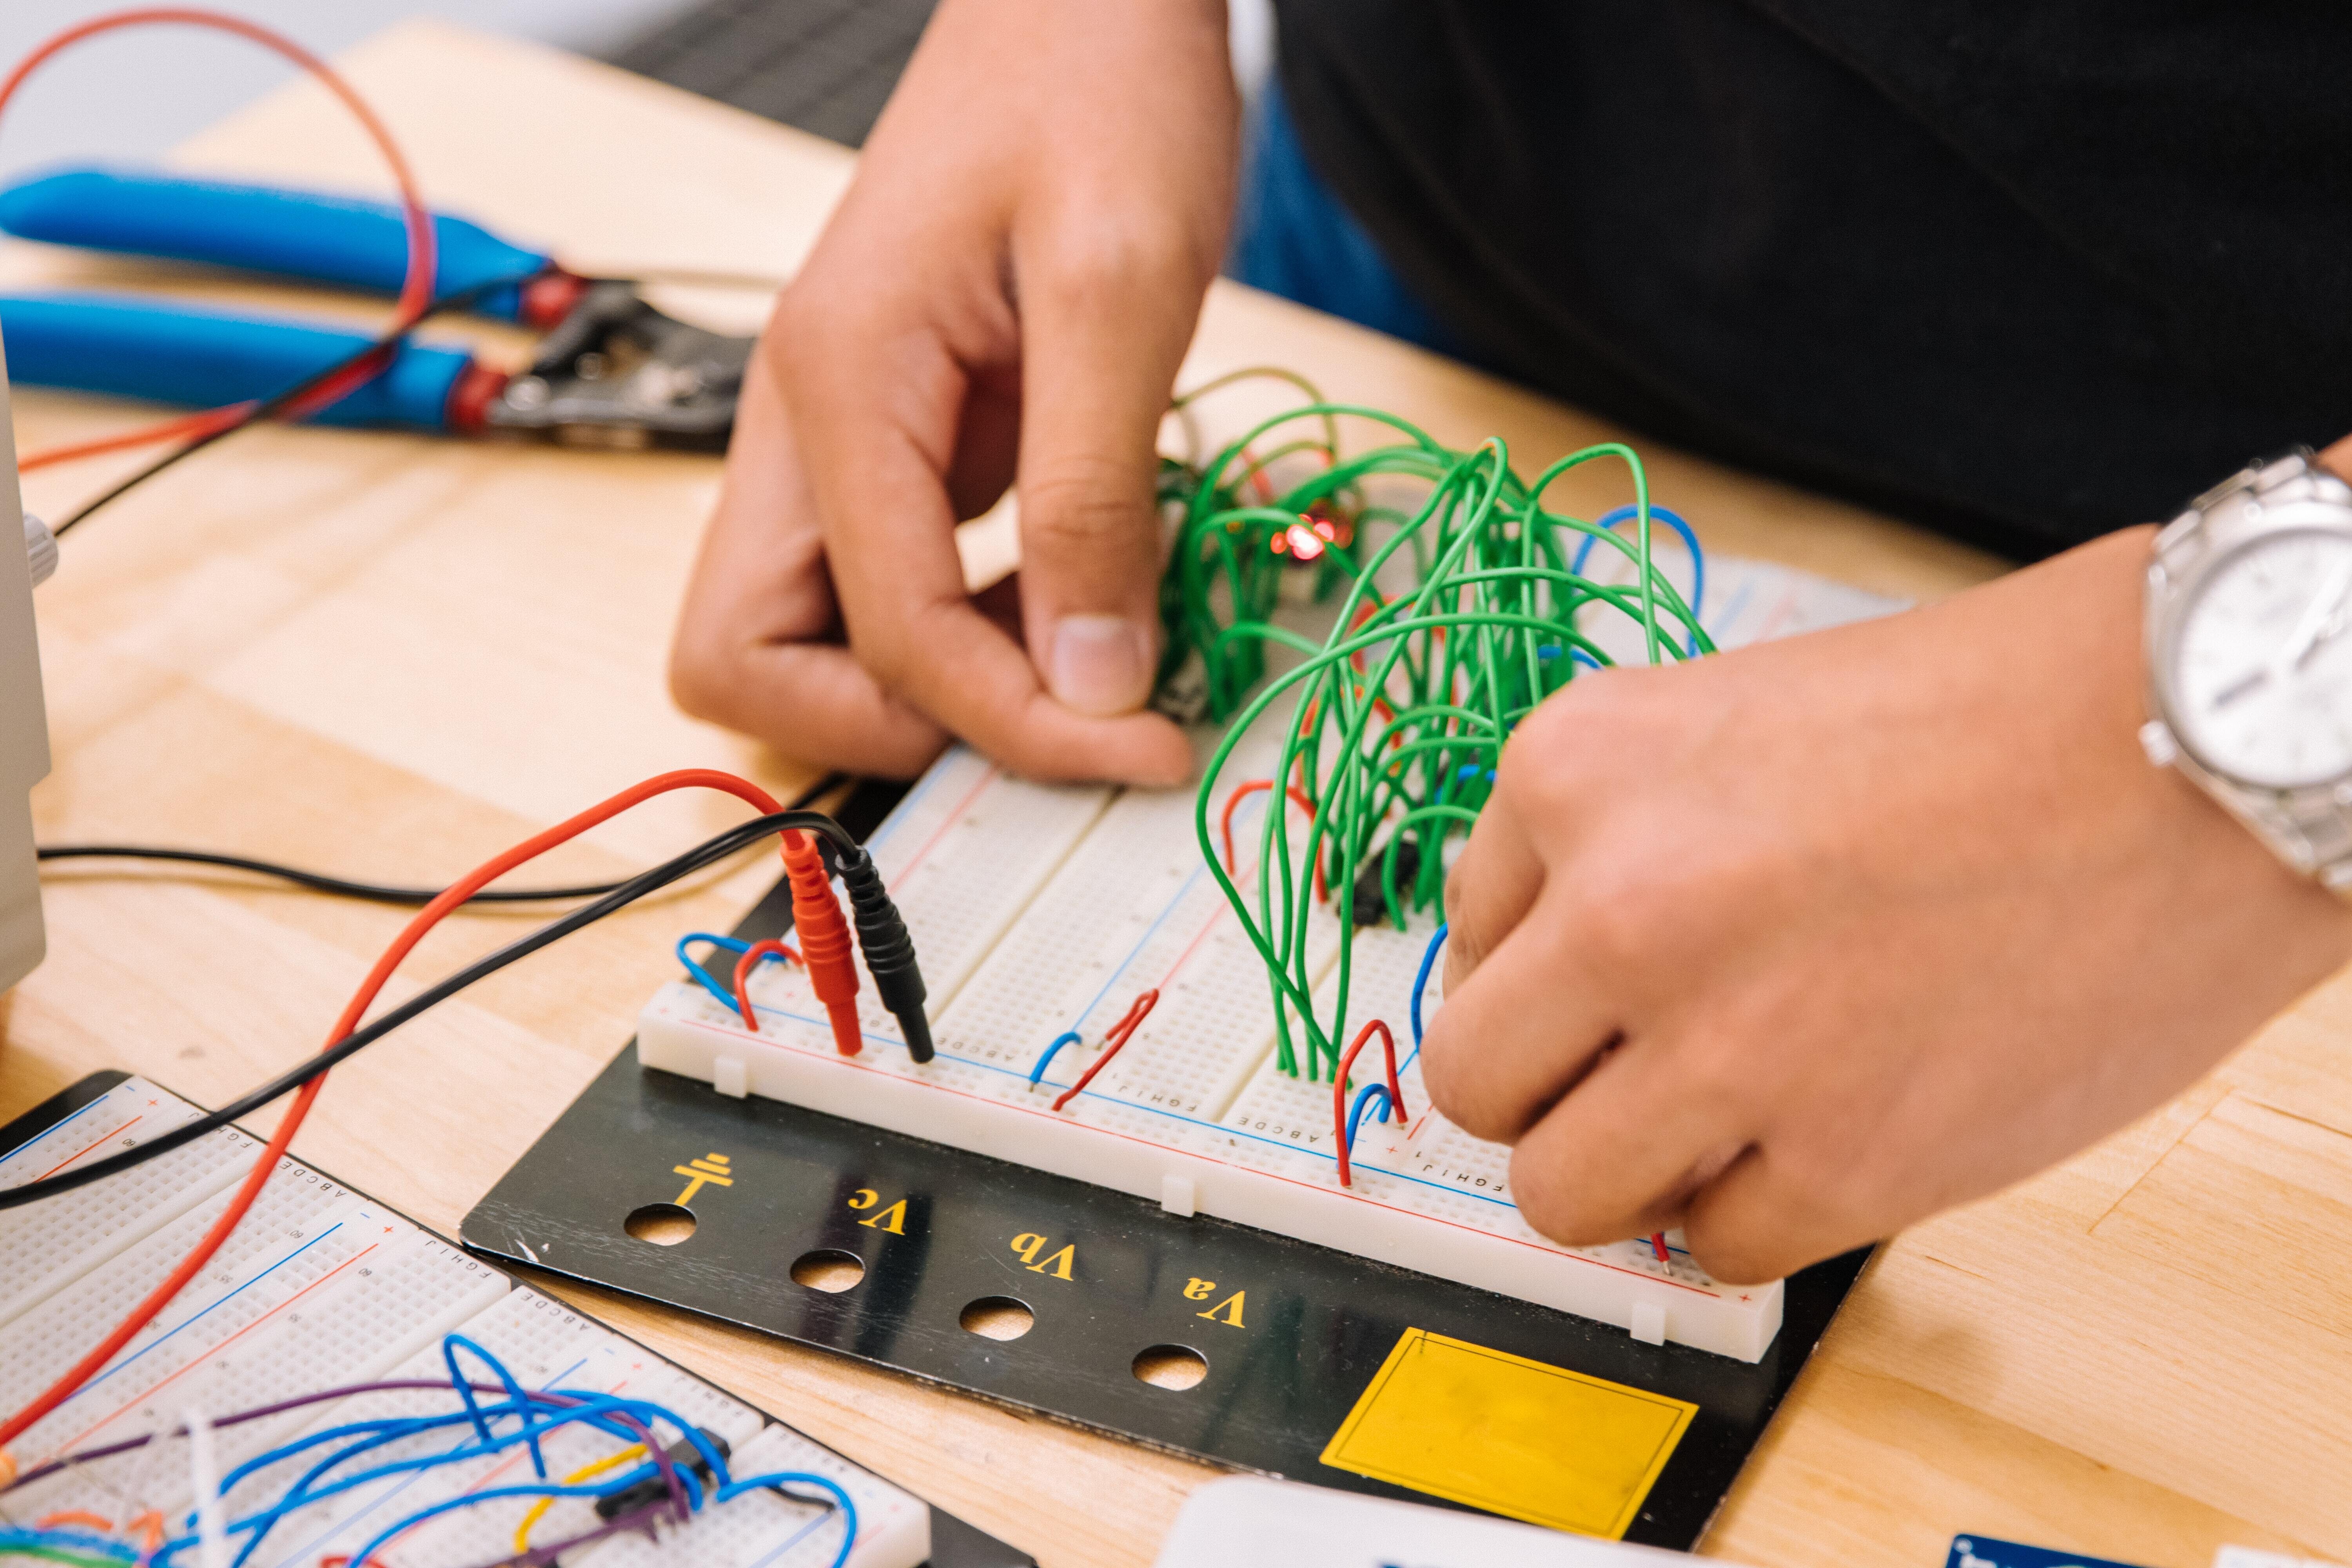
[83, 1335, 866, 1568]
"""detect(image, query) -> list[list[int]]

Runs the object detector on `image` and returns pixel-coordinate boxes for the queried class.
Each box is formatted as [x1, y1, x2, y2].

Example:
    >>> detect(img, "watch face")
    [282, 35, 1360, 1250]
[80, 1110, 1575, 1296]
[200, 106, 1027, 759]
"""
[2171, 526, 2352, 789]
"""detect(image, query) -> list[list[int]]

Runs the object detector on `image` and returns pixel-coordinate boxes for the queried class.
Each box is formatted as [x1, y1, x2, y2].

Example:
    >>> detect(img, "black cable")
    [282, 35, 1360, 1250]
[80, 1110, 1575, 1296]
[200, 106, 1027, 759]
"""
[0, 800, 883, 1212]
[48, 270, 546, 538]
[35, 845, 632, 906]
[33, 773, 845, 906]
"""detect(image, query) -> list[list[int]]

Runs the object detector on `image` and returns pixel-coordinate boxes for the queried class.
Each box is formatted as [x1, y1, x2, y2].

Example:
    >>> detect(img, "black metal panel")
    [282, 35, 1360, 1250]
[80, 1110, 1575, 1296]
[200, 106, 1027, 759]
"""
[462, 781, 1870, 1548]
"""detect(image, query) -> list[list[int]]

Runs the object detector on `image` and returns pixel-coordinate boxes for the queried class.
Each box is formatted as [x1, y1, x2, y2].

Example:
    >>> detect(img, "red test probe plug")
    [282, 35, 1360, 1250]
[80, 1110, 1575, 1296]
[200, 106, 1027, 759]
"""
[780, 829, 863, 1056]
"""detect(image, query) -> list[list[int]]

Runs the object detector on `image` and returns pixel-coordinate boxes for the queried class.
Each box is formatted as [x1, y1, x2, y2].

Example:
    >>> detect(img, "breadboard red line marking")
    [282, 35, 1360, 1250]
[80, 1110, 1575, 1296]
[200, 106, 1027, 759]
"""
[46, 1243, 379, 1459]
[676, 1012, 1719, 1298]
[887, 765, 1000, 888]
[34, 1115, 142, 1180]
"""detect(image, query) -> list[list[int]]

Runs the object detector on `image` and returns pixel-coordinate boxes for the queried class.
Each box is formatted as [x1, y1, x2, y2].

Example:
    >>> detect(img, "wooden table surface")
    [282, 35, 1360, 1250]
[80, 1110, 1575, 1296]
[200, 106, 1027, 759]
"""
[3, 22, 2346, 1566]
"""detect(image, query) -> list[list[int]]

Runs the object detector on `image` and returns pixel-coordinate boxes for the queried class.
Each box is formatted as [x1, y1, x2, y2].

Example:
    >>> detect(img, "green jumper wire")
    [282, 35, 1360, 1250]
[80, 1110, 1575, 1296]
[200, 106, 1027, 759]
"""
[1162, 396, 1708, 1085]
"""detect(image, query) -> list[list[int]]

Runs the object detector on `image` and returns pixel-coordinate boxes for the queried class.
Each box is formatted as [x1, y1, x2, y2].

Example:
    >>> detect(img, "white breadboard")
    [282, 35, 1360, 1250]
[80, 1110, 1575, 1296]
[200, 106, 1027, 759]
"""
[0, 1077, 929, 1568]
[638, 553, 1900, 1363]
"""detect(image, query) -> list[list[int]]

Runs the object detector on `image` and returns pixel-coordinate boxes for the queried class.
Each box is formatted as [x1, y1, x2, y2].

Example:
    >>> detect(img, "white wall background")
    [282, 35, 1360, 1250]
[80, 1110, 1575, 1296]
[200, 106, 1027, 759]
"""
[0, 0, 1278, 183]
[0, 1, 701, 184]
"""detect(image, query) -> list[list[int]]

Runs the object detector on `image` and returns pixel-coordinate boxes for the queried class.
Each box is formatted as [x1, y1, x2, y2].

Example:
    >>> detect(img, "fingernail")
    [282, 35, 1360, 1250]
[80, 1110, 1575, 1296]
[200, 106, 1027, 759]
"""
[1048, 614, 1152, 717]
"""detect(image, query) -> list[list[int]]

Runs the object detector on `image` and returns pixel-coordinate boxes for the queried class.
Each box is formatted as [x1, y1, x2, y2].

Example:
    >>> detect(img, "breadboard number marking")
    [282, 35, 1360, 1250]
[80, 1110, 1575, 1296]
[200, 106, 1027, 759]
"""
[1011, 1232, 1078, 1280]
[1196, 1290, 1248, 1329]
[671, 1151, 734, 1206]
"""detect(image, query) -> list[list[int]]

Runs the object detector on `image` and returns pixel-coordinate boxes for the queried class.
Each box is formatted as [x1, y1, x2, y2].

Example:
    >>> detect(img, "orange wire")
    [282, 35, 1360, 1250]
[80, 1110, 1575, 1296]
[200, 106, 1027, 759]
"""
[125, 1510, 164, 1554]
[0, 770, 799, 1459]
[0, 9, 437, 470]
[1051, 989, 1158, 1113]
[1332, 1018, 1405, 1188]
[1218, 779, 1327, 901]
[35, 1509, 114, 1532]
[728, 936, 802, 1030]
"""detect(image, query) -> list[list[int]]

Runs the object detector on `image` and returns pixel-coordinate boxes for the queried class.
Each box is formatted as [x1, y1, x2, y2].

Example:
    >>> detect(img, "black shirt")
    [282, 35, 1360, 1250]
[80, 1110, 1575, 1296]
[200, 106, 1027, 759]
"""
[1272, 0, 2352, 559]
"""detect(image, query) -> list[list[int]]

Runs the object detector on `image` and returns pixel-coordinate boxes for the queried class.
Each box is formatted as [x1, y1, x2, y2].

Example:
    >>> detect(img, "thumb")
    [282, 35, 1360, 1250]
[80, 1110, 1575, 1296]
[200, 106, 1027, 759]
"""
[1014, 238, 1199, 719]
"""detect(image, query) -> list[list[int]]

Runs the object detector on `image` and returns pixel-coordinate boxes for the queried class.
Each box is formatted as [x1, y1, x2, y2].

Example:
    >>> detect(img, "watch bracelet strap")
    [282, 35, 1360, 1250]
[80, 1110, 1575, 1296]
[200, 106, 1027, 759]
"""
[2243, 783, 2352, 892]
[2156, 448, 2352, 897]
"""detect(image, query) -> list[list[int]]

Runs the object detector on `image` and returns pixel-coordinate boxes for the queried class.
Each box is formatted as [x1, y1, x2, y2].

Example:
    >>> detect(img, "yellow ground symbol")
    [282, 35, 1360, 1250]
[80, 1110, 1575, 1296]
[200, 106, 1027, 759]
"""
[671, 1152, 734, 1205]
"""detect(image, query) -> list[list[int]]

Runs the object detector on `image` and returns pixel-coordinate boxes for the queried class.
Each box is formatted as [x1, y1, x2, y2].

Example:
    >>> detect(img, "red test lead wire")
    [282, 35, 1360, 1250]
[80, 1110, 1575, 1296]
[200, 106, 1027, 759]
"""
[0, 8, 438, 470]
[0, 769, 856, 1464]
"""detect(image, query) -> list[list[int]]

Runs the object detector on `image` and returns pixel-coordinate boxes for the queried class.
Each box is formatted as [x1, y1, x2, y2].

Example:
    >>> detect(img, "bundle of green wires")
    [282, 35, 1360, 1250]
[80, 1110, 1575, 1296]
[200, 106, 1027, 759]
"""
[1161, 385, 1708, 1085]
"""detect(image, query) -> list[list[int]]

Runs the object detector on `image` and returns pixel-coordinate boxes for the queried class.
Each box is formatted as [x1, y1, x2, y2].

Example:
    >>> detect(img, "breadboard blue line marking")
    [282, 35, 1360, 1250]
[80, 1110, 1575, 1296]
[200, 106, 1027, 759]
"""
[721, 1004, 1514, 1210]
[858, 753, 951, 856]
[750, 1510, 834, 1568]
[1706, 571, 1756, 638]
[67, 1220, 345, 1406]
[1064, 858, 1213, 1033]
[0, 1094, 107, 1165]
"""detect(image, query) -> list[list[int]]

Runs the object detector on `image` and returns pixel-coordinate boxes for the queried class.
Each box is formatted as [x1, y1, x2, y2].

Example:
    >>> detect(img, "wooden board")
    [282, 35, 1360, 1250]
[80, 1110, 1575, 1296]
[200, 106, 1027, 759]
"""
[2, 20, 2346, 1565]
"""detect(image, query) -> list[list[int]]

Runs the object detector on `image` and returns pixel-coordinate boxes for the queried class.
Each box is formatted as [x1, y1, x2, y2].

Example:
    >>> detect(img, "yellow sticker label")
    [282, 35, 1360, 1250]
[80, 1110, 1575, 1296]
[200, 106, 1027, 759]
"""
[1319, 1328, 1696, 1538]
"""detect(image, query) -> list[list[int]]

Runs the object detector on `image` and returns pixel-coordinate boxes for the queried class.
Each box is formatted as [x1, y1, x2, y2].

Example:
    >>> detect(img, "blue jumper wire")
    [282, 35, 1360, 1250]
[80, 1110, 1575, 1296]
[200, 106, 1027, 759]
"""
[123, 1336, 860, 1568]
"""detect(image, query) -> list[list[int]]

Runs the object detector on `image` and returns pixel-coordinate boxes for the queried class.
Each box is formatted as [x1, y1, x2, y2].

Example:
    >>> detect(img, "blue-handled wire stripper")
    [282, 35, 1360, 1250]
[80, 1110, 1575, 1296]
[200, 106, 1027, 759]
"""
[0, 166, 755, 450]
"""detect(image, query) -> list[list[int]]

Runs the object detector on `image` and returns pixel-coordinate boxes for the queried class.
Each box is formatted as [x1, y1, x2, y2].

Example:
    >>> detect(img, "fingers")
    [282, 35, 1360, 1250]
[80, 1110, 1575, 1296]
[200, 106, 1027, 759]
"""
[1441, 793, 1546, 993]
[1418, 876, 1619, 1144]
[786, 313, 1192, 786]
[1505, 1035, 1754, 1254]
[1674, 1143, 1874, 1285]
[1012, 207, 1202, 723]
[673, 345, 948, 776]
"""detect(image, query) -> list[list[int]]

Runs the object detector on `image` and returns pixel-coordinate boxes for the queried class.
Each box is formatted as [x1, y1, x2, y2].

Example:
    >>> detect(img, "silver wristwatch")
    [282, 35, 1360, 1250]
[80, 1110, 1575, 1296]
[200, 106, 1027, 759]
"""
[2142, 448, 2352, 892]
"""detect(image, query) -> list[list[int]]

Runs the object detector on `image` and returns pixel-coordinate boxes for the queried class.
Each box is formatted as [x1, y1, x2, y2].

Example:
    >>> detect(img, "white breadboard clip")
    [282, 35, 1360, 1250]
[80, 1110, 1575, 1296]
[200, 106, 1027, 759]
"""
[1629, 1301, 1667, 1346]
[1160, 1174, 1197, 1218]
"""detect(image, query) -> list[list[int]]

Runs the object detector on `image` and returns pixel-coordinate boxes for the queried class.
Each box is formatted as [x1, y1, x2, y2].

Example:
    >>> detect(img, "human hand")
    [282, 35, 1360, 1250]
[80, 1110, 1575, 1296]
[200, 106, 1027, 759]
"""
[670, 0, 1234, 782]
[1422, 525, 2352, 1283]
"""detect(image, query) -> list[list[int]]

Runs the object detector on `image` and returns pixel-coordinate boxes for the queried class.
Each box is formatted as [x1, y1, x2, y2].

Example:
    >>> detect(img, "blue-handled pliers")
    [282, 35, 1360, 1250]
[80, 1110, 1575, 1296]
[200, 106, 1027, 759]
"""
[0, 167, 753, 450]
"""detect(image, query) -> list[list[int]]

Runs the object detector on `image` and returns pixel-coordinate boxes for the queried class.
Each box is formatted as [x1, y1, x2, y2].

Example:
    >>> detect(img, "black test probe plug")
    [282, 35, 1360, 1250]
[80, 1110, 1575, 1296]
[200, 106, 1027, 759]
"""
[832, 843, 934, 1063]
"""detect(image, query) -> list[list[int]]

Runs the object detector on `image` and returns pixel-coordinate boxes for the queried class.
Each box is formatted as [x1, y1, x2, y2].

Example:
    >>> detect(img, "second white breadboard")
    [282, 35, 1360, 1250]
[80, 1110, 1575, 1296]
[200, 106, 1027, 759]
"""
[639, 553, 1901, 1363]
[0, 1076, 930, 1568]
